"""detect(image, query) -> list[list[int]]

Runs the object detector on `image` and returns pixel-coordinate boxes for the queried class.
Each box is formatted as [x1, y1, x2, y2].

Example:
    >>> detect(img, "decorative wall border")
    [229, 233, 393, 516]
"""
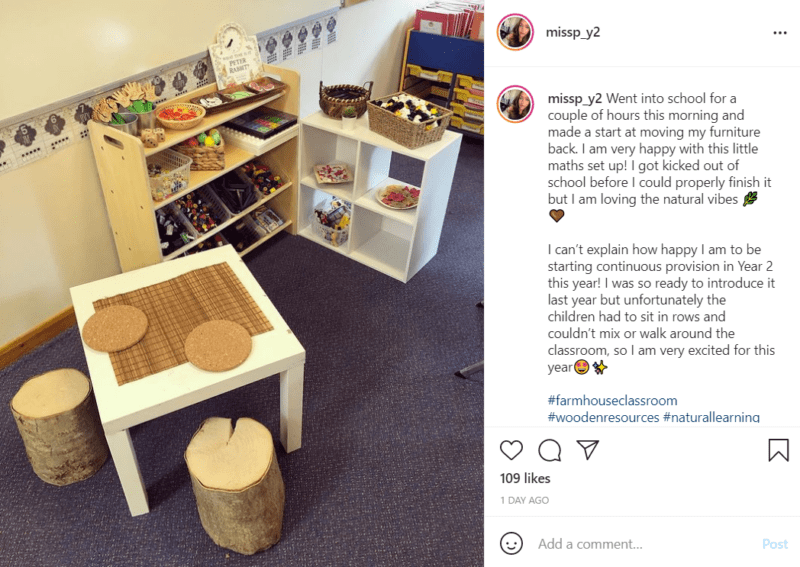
[0, 8, 339, 178]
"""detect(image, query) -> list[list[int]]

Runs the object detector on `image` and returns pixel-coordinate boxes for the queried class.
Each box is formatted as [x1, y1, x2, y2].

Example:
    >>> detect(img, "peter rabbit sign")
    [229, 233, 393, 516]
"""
[209, 22, 263, 89]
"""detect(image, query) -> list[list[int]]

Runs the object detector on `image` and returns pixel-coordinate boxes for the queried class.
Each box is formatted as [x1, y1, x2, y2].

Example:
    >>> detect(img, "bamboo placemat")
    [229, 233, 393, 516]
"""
[92, 262, 272, 385]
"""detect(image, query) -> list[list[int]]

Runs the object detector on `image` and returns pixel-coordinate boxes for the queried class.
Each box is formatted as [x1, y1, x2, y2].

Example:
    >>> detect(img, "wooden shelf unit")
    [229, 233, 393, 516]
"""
[298, 111, 462, 283]
[89, 64, 299, 272]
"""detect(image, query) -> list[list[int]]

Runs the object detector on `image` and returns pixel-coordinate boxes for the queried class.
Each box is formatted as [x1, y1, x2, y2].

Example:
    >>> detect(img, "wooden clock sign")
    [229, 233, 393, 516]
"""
[209, 22, 263, 89]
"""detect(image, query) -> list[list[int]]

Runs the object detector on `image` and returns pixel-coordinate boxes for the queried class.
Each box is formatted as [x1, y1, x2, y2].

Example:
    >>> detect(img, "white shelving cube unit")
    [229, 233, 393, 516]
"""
[298, 111, 462, 282]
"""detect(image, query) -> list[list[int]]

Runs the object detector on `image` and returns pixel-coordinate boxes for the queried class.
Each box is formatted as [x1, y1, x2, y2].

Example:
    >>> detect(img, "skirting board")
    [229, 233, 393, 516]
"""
[0, 307, 77, 370]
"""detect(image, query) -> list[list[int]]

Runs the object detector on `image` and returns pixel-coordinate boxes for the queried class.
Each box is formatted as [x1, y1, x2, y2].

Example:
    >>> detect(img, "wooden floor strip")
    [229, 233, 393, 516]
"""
[0, 307, 77, 370]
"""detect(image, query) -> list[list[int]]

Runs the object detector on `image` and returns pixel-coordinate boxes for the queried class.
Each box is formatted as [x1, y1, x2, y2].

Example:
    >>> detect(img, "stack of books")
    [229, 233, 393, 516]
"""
[414, 2, 485, 40]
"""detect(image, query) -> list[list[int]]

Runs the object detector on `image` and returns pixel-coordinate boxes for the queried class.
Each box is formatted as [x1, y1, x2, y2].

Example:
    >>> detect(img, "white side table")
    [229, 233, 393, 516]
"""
[70, 246, 305, 516]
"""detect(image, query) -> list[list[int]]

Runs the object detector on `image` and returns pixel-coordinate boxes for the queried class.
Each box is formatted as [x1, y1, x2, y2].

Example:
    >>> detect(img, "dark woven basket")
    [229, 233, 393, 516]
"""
[319, 81, 373, 118]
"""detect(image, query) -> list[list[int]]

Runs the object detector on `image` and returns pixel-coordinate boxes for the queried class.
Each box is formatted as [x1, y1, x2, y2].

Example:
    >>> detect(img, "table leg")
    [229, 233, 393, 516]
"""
[280, 363, 304, 452]
[105, 429, 149, 516]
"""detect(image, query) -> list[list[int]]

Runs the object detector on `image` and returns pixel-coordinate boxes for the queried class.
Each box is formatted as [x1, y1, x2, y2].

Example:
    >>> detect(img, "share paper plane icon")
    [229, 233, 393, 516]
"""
[577, 440, 599, 460]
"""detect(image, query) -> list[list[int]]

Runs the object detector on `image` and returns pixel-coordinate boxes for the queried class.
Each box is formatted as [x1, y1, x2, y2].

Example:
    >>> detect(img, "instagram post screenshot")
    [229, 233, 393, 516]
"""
[486, 1, 798, 564]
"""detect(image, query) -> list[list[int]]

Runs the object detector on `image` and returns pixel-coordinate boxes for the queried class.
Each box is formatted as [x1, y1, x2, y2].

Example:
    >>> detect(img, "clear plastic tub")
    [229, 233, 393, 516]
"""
[147, 149, 192, 202]
[157, 205, 198, 257]
[310, 198, 351, 248]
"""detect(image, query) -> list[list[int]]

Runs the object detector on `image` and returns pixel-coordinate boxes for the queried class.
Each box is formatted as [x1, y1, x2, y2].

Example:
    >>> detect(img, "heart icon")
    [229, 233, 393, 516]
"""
[550, 209, 565, 222]
[500, 440, 523, 460]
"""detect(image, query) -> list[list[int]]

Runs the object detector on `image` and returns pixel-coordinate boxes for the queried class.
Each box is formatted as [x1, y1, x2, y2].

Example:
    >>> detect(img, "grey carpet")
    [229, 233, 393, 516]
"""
[0, 137, 483, 567]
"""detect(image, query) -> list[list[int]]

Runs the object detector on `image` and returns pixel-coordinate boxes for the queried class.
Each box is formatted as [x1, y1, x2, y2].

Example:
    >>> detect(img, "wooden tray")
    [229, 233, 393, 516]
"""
[191, 77, 287, 115]
[313, 163, 352, 184]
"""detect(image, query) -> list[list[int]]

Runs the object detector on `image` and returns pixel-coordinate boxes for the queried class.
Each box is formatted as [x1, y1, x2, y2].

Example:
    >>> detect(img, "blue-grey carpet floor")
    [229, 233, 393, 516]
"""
[0, 137, 483, 567]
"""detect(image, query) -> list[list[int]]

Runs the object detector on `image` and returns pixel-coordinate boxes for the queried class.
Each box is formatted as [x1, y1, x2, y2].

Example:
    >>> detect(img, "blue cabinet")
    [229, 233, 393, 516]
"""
[406, 31, 484, 78]
[401, 30, 484, 139]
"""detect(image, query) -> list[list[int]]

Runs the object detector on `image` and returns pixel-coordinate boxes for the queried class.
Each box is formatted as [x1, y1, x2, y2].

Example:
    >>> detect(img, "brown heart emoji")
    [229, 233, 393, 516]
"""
[550, 209, 565, 222]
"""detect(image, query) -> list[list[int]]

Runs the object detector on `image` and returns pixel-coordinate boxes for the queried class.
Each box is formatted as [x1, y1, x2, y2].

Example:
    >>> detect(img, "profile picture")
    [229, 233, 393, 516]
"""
[498, 87, 533, 123]
[498, 15, 533, 50]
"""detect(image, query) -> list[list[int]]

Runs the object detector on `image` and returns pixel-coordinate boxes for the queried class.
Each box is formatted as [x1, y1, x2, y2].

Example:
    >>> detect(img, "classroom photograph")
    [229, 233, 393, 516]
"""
[0, 1, 484, 565]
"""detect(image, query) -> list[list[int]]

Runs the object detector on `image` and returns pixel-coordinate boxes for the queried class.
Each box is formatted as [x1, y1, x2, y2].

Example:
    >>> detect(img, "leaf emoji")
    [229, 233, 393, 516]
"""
[743, 191, 758, 207]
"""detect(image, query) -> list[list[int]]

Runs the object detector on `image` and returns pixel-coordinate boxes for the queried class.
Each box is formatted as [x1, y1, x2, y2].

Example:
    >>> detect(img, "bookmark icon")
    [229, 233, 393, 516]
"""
[768, 439, 789, 462]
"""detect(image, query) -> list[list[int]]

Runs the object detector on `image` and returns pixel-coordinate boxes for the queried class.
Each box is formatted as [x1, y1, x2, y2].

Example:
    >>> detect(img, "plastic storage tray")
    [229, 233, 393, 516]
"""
[453, 88, 484, 110]
[450, 102, 484, 123]
[206, 169, 260, 214]
[183, 232, 230, 255]
[451, 116, 484, 135]
[310, 198, 350, 248]
[147, 149, 192, 202]
[222, 215, 267, 253]
[430, 85, 450, 98]
[456, 74, 484, 95]
[158, 205, 199, 257]
[175, 185, 232, 234]
[406, 64, 453, 84]
[310, 214, 349, 247]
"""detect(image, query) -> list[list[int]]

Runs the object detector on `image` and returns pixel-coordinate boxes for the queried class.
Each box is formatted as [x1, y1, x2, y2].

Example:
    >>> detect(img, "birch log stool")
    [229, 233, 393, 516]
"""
[10, 369, 108, 486]
[185, 417, 285, 555]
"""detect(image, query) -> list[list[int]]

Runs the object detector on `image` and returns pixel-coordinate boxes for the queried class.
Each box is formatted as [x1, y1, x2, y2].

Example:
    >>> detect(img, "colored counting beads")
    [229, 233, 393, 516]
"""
[241, 162, 284, 196]
[175, 193, 220, 233]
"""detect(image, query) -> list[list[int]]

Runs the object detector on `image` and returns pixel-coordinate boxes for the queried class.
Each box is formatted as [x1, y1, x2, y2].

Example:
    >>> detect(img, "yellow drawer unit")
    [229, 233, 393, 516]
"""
[451, 116, 484, 135]
[403, 80, 432, 98]
[453, 88, 484, 110]
[456, 74, 484, 95]
[406, 64, 454, 84]
[450, 102, 484, 123]
[403, 80, 448, 101]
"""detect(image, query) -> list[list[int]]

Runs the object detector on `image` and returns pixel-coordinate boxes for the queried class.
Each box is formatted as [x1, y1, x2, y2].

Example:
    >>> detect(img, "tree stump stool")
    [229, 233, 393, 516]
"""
[185, 417, 285, 555]
[10, 368, 109, 486]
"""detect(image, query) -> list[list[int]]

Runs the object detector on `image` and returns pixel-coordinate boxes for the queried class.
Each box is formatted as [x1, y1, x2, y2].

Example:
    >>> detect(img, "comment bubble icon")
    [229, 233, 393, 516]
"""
[538, 439, 562, 462]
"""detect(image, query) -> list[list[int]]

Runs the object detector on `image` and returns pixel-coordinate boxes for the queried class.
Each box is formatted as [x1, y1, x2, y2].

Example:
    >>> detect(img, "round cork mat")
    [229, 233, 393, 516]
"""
[184, 320, 252, 372]
[82, 305, 148, 352]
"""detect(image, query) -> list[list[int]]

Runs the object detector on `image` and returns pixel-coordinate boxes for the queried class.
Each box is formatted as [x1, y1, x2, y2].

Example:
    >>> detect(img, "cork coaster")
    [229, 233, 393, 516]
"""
[184, 320, 252, 372]
[82, 305, 148, 353]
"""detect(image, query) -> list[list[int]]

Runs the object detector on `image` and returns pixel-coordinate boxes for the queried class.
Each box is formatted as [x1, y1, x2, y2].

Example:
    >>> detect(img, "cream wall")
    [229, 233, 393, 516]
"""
[0, 0, 426, 346]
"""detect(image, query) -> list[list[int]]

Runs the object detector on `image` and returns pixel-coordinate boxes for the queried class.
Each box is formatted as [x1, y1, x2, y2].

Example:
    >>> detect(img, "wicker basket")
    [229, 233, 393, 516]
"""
[367, 93, 452, 149]
[155, 103, 206, 130]
[175, 137, 225, 171]
[319, 81, 373, 118]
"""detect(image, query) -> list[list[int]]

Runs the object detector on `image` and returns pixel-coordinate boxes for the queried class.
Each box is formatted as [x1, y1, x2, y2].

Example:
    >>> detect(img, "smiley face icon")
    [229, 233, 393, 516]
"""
[500, 532, 523, 555]
[574, 359, 589, 375]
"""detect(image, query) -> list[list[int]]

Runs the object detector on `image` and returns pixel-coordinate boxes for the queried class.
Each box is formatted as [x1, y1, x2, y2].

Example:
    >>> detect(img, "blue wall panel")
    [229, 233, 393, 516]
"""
[407, 31, 484, 78]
